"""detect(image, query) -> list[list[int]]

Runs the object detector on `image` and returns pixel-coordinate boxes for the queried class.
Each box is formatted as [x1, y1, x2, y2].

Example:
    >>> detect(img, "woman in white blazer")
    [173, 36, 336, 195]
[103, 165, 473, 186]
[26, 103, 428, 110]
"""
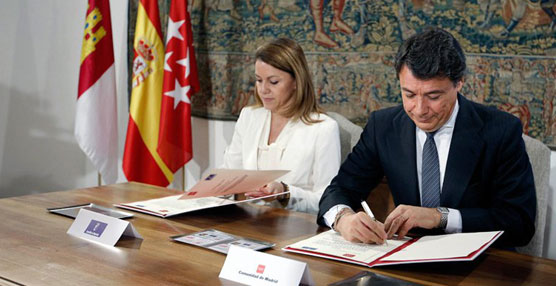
[221, 38, 341, 214]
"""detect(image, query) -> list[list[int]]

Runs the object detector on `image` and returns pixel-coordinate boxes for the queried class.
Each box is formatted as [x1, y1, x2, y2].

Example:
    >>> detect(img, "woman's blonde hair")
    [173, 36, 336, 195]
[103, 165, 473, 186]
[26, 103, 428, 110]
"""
[254, 38, 322, 124]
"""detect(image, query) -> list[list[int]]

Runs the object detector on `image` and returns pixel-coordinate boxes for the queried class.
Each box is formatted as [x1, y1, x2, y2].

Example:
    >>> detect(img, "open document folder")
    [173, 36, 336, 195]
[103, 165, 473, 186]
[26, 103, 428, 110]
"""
[115, 169, 289, 218]
[283, 230, 503, 267]
[178, 169, 289, 200]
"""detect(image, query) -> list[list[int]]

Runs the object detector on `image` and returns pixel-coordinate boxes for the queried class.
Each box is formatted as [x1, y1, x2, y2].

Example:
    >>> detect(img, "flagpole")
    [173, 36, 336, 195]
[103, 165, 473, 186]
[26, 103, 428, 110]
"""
[182, 168, 186, 191]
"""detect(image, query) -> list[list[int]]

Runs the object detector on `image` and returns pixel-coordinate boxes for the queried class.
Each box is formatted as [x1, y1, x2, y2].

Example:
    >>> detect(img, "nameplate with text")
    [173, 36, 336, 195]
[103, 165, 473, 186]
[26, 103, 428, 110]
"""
[67, 208, 142, 246]
[219, 245, 314, 286]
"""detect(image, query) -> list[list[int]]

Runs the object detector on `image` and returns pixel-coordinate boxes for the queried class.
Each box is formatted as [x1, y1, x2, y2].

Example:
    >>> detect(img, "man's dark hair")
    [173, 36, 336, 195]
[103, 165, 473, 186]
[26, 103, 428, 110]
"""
[394, 27, 466, 85]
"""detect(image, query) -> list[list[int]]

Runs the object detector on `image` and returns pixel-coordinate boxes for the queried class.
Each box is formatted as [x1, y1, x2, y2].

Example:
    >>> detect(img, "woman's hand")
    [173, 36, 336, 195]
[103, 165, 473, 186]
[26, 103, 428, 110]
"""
[244, 181, 285, 202]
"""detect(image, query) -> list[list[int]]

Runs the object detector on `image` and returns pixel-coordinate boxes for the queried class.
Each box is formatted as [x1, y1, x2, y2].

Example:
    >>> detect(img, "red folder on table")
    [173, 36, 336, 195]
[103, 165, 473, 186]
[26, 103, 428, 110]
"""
[283, 230, 503, 267]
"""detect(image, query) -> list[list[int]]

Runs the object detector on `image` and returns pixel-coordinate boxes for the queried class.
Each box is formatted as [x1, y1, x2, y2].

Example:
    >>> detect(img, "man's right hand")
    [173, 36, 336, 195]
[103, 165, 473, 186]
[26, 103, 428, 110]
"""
[335, 211, 388, 244]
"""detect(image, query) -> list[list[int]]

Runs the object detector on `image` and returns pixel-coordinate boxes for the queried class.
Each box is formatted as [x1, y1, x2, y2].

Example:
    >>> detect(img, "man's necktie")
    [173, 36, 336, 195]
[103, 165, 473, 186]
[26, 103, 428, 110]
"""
[421, 132, 440, 207]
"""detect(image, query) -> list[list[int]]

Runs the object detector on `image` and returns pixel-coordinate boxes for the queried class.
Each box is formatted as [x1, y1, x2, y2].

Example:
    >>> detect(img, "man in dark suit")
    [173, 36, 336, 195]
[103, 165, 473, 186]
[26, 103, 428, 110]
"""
[317, 27, 536, 248]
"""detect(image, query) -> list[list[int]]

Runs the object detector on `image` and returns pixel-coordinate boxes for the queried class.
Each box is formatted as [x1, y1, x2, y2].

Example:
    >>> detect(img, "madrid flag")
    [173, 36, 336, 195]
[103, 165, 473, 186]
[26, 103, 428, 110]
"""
[123, 0, 173, 186]
[157, 0, 200, 172]
[75, 0, 118, 184]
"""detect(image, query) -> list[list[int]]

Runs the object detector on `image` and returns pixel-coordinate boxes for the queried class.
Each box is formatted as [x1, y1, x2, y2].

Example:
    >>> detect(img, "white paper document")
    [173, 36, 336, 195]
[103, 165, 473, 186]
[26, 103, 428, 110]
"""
[382, 231, 502, 261]
[115, 191, 289, 218]
[284, 230, 503, 267]
[285, 230, 408, 266]
[179, 169, 289, 199]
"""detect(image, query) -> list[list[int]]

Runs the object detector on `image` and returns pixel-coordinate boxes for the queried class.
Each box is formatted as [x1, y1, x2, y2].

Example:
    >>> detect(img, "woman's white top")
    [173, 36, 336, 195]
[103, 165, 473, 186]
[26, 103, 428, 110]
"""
[221, 106, 341, 214]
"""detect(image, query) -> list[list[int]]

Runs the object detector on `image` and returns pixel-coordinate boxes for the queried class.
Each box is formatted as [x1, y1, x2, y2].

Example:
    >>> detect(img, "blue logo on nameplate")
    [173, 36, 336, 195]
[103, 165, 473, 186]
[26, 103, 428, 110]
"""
[84, 219, 108, 237]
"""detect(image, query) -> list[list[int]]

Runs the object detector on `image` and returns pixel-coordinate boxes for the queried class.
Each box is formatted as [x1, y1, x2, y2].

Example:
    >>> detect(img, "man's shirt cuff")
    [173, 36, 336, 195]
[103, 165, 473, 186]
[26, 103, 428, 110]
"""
[445, 208, 462, 233]
[323, 204, 352, 229]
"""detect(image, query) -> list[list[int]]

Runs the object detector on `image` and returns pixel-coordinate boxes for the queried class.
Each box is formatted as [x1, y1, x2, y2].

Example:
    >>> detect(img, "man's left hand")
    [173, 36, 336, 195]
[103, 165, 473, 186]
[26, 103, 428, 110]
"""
[384, 205, 441, 239]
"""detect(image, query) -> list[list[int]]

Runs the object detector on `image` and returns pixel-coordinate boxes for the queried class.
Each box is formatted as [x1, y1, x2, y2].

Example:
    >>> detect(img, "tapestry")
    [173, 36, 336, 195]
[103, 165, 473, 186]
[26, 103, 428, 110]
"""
[129, 0, 556, 146]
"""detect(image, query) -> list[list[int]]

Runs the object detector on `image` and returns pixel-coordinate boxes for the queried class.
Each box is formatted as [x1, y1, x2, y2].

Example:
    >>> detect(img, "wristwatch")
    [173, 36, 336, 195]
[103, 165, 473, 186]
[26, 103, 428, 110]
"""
[278, 182, 290, 207]
[333, 208, 354, 232]
[436, 207, 449, 229]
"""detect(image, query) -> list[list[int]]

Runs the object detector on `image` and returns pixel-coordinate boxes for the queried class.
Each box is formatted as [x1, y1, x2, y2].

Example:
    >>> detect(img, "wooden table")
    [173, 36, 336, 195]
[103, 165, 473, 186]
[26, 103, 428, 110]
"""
[1, 182, 555, 285]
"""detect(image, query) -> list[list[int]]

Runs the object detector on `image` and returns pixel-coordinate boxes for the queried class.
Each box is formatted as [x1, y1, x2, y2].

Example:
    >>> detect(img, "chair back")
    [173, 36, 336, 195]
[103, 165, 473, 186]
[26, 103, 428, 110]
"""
[517, 134, 550, 257]
[327, 112, 363, 163]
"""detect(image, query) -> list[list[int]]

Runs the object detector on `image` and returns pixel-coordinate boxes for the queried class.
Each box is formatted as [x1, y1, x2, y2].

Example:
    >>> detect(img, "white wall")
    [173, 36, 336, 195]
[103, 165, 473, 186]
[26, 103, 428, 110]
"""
[0, 0, 230, 195]
[0, 0, 555, 260]
[0, 0, 95, 196]
[179, 118, 235, 190]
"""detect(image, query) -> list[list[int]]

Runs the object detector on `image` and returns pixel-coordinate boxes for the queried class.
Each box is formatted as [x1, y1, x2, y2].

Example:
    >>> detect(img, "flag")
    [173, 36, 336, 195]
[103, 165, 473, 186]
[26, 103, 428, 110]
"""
[123, 0, 173, 186]
[75, 0, 118, 184]
[157, 0, 200, 173]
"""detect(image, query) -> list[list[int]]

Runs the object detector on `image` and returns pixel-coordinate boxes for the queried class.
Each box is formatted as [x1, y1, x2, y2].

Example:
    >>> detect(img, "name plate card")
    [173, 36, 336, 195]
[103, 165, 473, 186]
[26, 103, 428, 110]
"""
[219, 245, 314, 286]
[67, 208, 142, 246]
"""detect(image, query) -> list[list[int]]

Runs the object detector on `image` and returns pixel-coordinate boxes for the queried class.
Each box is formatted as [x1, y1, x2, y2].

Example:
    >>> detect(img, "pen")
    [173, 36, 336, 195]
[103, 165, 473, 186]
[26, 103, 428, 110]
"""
[360, 200, 388, 245]
[360, 200, 376, 221]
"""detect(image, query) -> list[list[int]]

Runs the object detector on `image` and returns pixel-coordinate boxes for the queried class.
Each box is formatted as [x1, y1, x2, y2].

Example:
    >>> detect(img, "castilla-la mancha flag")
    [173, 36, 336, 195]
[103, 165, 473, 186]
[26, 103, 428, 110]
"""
[157, 0, 200, 173]
[123, 0, 173, 186]
[75, 0, 118, 184]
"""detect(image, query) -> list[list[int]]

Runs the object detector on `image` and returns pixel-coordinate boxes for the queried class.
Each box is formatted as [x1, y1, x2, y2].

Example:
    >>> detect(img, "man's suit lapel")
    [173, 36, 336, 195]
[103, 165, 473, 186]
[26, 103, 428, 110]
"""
[441, 95, 485, 207]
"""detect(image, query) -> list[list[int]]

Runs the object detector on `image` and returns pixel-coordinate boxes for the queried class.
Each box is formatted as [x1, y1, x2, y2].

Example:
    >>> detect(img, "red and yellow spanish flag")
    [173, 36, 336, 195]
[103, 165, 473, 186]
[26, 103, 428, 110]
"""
[123, 0, 173, 186]
[75, 0, 118, 184]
